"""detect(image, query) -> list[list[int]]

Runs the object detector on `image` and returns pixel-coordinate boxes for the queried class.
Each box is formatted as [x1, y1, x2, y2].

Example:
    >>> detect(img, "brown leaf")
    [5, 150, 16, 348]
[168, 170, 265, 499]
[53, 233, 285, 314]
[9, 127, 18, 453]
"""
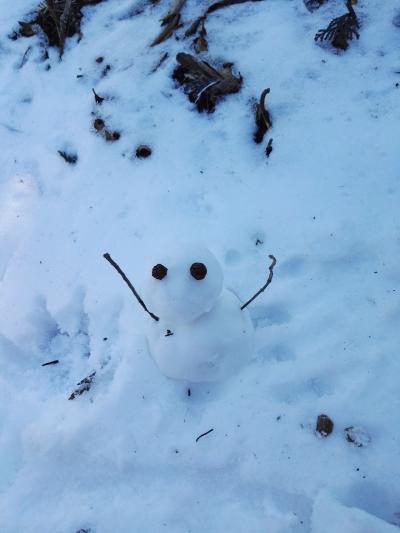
[173, 53, 242, 112]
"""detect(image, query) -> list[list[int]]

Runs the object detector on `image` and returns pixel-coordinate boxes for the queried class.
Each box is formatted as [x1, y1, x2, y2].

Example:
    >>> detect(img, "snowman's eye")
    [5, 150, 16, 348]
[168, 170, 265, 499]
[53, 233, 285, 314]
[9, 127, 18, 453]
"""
[190, 262, 207, 280]
[152, 264, 168, 280]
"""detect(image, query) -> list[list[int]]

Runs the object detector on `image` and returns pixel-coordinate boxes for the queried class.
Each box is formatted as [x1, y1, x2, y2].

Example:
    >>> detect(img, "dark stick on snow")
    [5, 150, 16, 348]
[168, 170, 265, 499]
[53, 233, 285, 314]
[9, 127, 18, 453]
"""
[103, 253, 159, 321]
[92, 88, 105, 104]
[196, 428, 214, 442]
[240, 254, 277, 310]
[41, 359, 59, 367]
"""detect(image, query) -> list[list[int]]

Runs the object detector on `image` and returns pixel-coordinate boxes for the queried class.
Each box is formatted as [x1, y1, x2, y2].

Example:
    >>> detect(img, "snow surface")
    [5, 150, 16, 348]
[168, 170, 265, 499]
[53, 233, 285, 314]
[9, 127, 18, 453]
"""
[0, 0, 400, 531]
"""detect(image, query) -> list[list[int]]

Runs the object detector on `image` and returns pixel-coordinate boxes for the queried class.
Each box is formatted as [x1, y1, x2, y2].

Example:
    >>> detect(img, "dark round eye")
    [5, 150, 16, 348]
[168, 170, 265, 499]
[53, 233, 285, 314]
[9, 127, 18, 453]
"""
[190, 262, 207, 280]
[152, 264, 168, 280]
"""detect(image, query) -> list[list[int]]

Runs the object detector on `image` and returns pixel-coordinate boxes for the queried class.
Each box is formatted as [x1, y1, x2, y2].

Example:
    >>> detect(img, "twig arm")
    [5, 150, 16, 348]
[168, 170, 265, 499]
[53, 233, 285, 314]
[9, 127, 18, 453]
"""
[240, 255, 277, 311]
[103, 253, 159, 322]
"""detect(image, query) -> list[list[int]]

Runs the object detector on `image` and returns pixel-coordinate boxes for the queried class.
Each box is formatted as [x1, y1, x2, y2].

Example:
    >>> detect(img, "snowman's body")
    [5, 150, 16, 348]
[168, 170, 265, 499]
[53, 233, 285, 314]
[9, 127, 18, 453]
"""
[148, 288, 253, 382]
[144, 245, 254, 382]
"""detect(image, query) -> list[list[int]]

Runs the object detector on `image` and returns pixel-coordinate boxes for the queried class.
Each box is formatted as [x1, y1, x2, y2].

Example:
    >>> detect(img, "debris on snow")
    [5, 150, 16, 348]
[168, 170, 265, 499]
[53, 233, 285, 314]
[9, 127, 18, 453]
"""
[41, 359, 60, 366]
[68, 371, 96, 400]
[240, 255, 276, 311]
[151, 0, 186, 47]
[254, 88, 272, 144]
[58, 150, 78, 164]
[196, 428, 214, 442]
[136, 145, 152, 158]
[92, 88, 105, 104]
[93, 117, 105, 131]
[150, 52, 169, 73]
[16, 0, 105, 56]
[104, 129, 120, 142]
[315, 0, 360, 51]
[344, 426, 371, 448]
[92, 118, 120, 142]
[172, 53, 242, 112]
[316, 414, 334, 436]
[265, 138, 273, 158]
[185, 0, 265, 53]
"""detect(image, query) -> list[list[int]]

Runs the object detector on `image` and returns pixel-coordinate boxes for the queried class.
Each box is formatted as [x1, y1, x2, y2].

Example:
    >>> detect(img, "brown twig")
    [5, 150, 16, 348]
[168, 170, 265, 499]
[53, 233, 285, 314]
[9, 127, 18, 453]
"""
[103, 253, 159, 321]
[240, 255, 277, 310]
[196, 428, 214, 442]
[42, 359, 59, 366]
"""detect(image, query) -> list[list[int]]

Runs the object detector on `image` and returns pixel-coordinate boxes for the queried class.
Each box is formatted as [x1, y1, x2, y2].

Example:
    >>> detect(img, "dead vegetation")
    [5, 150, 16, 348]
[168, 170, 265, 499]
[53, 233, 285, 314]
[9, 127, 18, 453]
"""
[253, 88, 272, 144]
[58, 150, 78, 164]
[92, 88, 105, 104]
[185, 0, 264, 53]
[68, 371, 96, 400]
[172, 53, 242, 112]
[92, 117, 120, 142]
[12, 0, 104, 56]
[151, 0, 186, 46]
[315, 0, 360, 50]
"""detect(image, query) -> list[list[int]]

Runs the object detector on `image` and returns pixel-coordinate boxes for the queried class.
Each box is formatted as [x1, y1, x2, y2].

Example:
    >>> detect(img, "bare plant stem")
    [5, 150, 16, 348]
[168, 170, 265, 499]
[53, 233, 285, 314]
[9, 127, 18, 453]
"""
[103, 253, 159, 321]
[241, 255, 277, 311]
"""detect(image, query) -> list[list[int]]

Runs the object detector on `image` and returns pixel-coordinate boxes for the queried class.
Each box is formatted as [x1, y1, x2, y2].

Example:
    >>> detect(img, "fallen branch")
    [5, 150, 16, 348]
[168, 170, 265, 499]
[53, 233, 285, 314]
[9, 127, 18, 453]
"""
[241, 254, 277, 310]
[196, 428, 214, 442]
[103, 253, 159, 321]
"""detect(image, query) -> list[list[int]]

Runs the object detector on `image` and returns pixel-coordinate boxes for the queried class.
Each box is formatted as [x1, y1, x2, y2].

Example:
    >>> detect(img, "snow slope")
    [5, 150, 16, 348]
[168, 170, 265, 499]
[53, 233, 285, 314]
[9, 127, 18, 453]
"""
[0, 0, 399, 531]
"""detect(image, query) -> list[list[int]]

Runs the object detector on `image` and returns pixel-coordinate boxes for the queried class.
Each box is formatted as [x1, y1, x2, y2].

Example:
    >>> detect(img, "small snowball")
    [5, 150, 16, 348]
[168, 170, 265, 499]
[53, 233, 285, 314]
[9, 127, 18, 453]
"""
[144, 244, 223, 324]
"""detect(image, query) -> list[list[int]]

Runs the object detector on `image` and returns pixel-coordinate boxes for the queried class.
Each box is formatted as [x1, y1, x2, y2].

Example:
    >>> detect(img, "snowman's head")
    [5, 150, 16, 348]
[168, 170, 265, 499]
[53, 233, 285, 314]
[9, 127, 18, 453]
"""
[144, 244, 223, 324]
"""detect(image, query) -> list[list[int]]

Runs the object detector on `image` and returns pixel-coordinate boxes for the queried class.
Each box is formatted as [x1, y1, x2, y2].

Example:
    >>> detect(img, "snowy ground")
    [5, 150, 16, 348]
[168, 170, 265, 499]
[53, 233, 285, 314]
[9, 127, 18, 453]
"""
[0, 0, 400, 531]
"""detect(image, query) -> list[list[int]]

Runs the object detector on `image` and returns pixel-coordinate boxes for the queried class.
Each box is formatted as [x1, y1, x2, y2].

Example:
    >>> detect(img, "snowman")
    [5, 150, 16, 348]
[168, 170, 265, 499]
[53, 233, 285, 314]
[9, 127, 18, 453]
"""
[104, 244, 276, 382]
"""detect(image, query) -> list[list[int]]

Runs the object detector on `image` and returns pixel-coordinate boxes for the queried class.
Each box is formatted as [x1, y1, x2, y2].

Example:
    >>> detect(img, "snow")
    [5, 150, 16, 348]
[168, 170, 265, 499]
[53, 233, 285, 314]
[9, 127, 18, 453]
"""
[311, 491, 400, 532]
[144, 243, 224, 323]
[0, 0, 400, 531]
[148, 288, 254, 381]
